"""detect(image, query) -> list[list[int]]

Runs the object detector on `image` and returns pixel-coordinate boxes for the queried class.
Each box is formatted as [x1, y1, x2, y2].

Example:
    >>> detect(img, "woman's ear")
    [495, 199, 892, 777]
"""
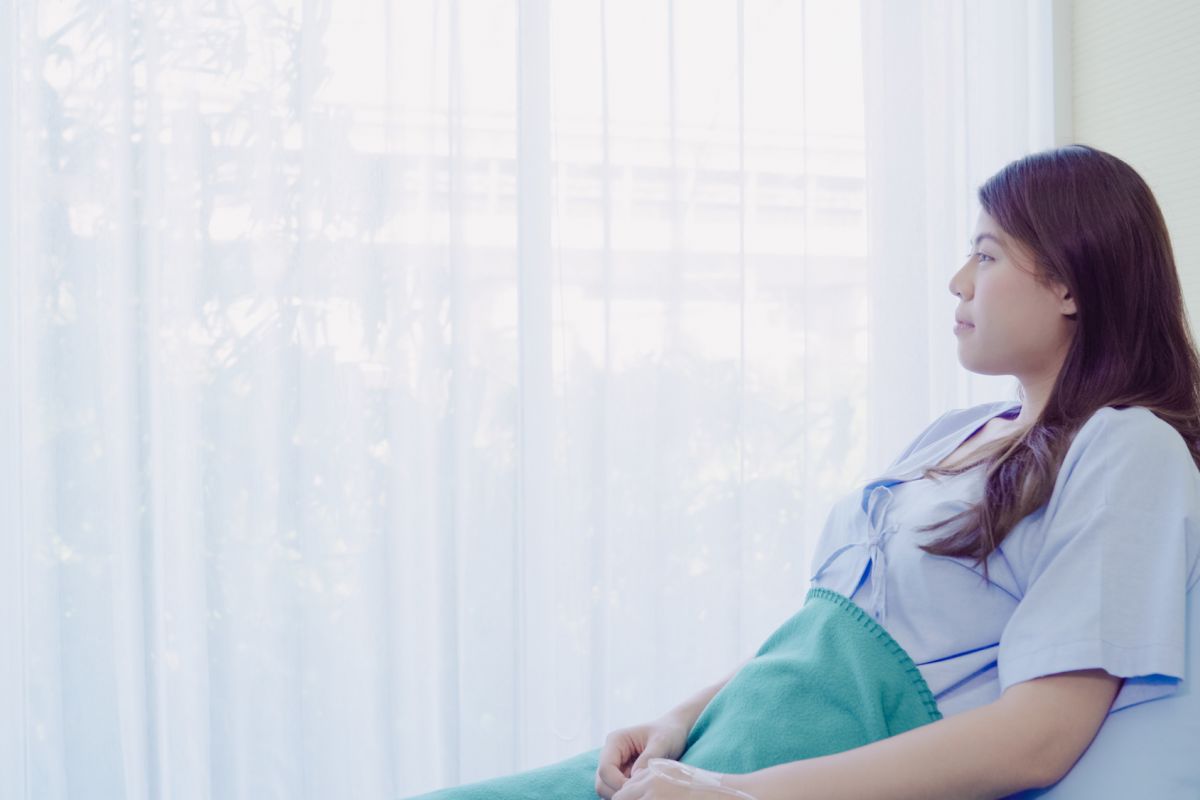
[1058, 285, 1077, 319]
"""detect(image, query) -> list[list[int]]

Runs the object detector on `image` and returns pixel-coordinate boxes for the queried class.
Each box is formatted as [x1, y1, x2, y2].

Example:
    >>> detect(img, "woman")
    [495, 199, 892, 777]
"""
[413, 145, 1200, 800]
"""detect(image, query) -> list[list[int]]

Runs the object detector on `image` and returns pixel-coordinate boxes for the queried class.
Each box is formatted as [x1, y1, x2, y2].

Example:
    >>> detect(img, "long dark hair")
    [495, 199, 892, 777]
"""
[915, 144, 1200, 582]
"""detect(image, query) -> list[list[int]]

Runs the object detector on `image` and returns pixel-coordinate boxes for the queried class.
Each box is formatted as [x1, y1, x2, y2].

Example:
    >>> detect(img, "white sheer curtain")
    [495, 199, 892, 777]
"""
[0, 1, 1058, 798]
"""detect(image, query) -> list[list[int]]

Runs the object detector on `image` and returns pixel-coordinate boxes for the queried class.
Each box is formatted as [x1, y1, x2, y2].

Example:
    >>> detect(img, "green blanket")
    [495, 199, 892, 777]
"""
[404, 587, 942, 798]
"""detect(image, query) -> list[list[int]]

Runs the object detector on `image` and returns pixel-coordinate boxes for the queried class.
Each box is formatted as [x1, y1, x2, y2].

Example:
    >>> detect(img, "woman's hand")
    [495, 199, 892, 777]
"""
[609, 759, 761, 800]
[594, 715, 692, 799]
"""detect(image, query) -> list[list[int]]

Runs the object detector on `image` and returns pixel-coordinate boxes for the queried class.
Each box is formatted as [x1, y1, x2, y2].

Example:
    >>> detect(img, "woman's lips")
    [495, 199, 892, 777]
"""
[954, 321, 974, 333]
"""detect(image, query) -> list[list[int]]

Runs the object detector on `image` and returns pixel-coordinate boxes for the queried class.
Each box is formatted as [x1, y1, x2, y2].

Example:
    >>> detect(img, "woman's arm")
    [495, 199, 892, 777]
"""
[595, 657, 756, 798]
[724, 668, 1123, 800]
[658, 656, 753, 730]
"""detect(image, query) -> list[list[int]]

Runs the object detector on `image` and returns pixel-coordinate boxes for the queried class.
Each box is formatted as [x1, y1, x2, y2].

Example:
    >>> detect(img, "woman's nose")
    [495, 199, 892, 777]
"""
[949, 260, 971, 298]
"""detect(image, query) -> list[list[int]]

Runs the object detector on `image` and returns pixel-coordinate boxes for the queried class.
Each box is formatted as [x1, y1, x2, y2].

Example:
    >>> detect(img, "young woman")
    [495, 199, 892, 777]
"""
[595, 144, 1200, 799]
[410, 145, 1200, 800]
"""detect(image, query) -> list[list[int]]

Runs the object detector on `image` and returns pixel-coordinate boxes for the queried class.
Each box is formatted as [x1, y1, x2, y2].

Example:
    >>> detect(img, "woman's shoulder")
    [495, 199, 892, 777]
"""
[1069, 405, 1190, 460]
[1051, 405, 1199, 514]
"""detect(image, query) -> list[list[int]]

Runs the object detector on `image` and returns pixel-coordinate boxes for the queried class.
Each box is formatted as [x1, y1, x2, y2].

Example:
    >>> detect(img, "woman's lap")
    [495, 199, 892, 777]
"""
[403, 589, 942, 798]
[403, 746, 602, 799]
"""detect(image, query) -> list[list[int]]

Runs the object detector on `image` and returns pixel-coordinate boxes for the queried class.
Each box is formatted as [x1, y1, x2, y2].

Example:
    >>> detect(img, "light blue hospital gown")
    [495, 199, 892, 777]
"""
[808, 399, 1200, 718]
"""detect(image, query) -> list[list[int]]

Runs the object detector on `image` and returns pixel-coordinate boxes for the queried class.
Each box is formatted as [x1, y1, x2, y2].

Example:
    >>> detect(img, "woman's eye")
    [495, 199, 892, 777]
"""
[971, 252, 992, 263]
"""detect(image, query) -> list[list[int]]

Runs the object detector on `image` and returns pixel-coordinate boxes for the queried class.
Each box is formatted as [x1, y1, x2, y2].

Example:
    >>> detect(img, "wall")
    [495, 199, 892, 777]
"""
[1066, 0, 1200, 310]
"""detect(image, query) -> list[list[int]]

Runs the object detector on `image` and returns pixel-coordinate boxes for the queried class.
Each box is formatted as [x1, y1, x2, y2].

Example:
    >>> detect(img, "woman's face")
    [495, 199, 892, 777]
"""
[948, 209, 1077, 378]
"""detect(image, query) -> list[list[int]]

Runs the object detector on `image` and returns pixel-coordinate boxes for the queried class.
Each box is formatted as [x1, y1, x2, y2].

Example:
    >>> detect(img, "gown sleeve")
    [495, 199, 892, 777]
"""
[997, 407, 1200, 712]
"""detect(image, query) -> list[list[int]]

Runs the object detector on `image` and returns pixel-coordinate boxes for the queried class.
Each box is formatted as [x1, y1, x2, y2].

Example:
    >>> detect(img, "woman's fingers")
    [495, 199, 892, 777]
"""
[595, 760, 627, 799]
[629, 746, 658, 777]
[611, 765, 652, 800]
[595, 735, 635, 797]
